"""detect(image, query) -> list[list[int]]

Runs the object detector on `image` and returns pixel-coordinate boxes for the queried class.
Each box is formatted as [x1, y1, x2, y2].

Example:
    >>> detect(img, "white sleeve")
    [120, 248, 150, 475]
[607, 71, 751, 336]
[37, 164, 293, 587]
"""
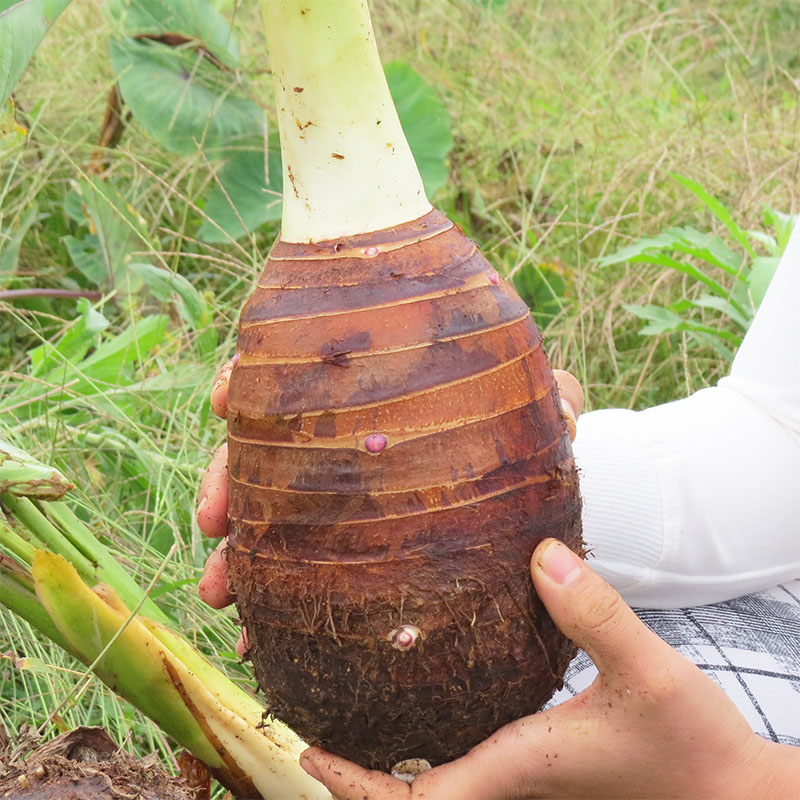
[574, 224, 800, 609]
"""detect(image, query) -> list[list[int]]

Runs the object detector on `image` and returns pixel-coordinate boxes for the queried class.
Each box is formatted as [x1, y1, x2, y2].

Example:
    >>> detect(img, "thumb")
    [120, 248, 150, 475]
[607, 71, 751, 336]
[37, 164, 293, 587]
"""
[531, 539, 669, 681]
[300, 748, 411, 800]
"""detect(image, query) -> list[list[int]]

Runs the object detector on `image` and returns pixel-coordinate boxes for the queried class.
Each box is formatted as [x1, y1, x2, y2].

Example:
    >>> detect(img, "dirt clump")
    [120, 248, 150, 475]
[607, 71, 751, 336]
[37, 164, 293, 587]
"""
[0, 726, 197, 800]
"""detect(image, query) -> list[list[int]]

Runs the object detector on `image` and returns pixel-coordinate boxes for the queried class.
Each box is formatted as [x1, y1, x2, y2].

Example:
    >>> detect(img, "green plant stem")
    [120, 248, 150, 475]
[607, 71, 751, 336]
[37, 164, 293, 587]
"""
[0, 517, 39, 564]
[0, 436, 74, 499]
[0, 570, 71, 653]
[37, 498, 170, 625]
[1, 494, 96, 580]
[0, 494, 169, 625]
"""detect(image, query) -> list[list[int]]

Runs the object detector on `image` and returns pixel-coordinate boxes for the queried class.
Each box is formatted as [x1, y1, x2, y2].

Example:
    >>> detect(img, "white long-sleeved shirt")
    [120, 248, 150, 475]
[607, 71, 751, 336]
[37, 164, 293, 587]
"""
[574, 223, 800, 608]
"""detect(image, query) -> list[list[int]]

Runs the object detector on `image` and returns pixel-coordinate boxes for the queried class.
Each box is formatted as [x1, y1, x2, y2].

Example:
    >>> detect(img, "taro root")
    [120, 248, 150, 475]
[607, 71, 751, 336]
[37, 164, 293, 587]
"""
[225, 0, 582, 770]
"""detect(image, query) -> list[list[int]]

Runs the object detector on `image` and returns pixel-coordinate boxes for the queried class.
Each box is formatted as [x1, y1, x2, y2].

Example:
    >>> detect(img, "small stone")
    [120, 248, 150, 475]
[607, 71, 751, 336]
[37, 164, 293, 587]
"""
[391, 758, 432, 783]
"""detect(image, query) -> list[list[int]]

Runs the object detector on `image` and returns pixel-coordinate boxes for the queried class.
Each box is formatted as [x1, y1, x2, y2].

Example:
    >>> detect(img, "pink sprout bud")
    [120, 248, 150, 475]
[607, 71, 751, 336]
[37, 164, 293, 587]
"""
[388, 624, 421, 651]
[364, 433, 388, 453]
[364, 246, 379, 257]
[487, 270, 500, 286]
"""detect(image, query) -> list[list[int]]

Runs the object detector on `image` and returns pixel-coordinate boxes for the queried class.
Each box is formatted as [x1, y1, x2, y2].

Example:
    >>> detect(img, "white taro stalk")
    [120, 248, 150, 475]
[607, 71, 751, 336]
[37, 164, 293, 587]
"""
[262, 0, 432, 242]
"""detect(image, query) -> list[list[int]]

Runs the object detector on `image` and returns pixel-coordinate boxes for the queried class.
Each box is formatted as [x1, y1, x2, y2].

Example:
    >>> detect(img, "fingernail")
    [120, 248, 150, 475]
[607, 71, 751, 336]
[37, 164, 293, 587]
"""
[300, 753, 322, 783]
[560, 398, 577, 440]
[538, 540, 582, 585]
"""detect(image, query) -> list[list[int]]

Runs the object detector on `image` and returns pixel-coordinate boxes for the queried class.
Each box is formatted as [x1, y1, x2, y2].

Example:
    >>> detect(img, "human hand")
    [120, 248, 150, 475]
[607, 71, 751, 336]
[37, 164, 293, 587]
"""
[195, 360, 585, 654]
[298, 538, 798, 799]
[195, 358, 244, 651]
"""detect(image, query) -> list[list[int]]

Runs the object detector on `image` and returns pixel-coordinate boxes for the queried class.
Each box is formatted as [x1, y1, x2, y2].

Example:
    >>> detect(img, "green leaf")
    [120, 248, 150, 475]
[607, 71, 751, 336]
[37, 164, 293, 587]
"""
[623, 303, 683, 335]
[625, 302, 742, 347]
[386, 61, 453, 198]
[671, 174, 756, 258]
[685, 330, 736, 362]
[621, 250, 735, 303]
[665, 226, 743, 275]
[109, 36, 265, 157]
[762, 207, 797, 253]
[598, 226, 742, 275]
[747, 256, 780, 309]
[62, 178, 151, 291]
[689, 294, 749, 331]
[0, 0, 73, 104]
[197, 138, 282, 243]
[746, 229, 779, 256]
[29, 297, 109, 377]
[128, 262, 218, 356]
[74, 313, 168, 390]
[0, 312, 169, 419]
[109, 0, 239, 68]
[0, 201, 38, 284]
[596, 230, 679, 267]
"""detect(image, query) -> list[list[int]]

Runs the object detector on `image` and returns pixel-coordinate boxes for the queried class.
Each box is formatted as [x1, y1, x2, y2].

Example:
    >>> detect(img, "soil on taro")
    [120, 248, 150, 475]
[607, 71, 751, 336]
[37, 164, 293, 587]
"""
[0, 726, 203, 800]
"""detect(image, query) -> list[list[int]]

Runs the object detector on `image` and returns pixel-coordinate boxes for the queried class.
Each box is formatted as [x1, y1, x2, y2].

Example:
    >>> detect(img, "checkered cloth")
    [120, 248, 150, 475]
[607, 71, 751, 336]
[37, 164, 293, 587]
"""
[547, 579, 800, 745]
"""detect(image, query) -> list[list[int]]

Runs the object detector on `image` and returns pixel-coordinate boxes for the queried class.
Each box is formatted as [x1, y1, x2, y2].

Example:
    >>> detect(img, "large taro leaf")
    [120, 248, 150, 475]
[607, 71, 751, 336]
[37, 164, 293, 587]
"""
[109, 0, 239, 68]
[0, 0, 73, 104]
[109, 36, 265, 157]
[198, 61, 453, 243]
[387, 60, 453, 198]
[197, 138, 282, 243]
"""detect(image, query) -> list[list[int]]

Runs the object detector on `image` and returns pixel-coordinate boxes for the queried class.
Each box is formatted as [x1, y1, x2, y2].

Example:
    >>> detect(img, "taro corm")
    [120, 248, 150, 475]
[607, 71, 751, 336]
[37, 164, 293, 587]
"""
[225, 0, 583, 770]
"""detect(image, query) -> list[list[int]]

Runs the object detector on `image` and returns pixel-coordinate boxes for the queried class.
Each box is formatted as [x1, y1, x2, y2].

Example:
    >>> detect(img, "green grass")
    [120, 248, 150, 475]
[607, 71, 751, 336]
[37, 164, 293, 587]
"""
[1, 0, 799, 792]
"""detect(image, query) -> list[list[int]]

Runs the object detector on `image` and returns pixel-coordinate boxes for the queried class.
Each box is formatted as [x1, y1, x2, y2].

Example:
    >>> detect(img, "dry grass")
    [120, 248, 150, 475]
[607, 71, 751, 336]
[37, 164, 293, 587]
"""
[375, 0, 800, 406]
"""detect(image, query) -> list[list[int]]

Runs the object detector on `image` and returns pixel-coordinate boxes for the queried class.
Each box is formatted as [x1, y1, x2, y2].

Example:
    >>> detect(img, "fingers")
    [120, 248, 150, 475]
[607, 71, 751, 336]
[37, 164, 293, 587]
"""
[403, 730, 548, 800]
[300, 748, 411, 800]
[553, 370, 584, 417]
[530, 539, 671, 681]
[197, 443, 228, 538]
[198, 540, 235, 609]
[235, 628, 249, 658]
[211, 355, 236, 419]
[552, 370, 584, 442]
[301, 732, 544, 800]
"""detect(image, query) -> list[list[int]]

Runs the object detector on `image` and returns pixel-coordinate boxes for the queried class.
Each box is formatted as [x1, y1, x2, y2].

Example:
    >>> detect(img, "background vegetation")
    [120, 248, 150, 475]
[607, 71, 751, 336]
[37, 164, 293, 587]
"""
[1, 0, 798, 792]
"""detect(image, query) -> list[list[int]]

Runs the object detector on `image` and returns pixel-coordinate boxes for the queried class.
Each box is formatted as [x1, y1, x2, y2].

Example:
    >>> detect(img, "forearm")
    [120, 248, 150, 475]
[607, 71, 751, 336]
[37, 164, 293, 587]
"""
[576, 226, 800, 608]
[575, 387, 800, 608]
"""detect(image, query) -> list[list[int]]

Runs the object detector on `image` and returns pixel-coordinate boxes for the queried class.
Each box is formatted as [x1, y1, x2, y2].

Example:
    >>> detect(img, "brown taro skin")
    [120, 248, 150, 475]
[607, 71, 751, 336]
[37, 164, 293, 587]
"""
[225, 209, 583, 770]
